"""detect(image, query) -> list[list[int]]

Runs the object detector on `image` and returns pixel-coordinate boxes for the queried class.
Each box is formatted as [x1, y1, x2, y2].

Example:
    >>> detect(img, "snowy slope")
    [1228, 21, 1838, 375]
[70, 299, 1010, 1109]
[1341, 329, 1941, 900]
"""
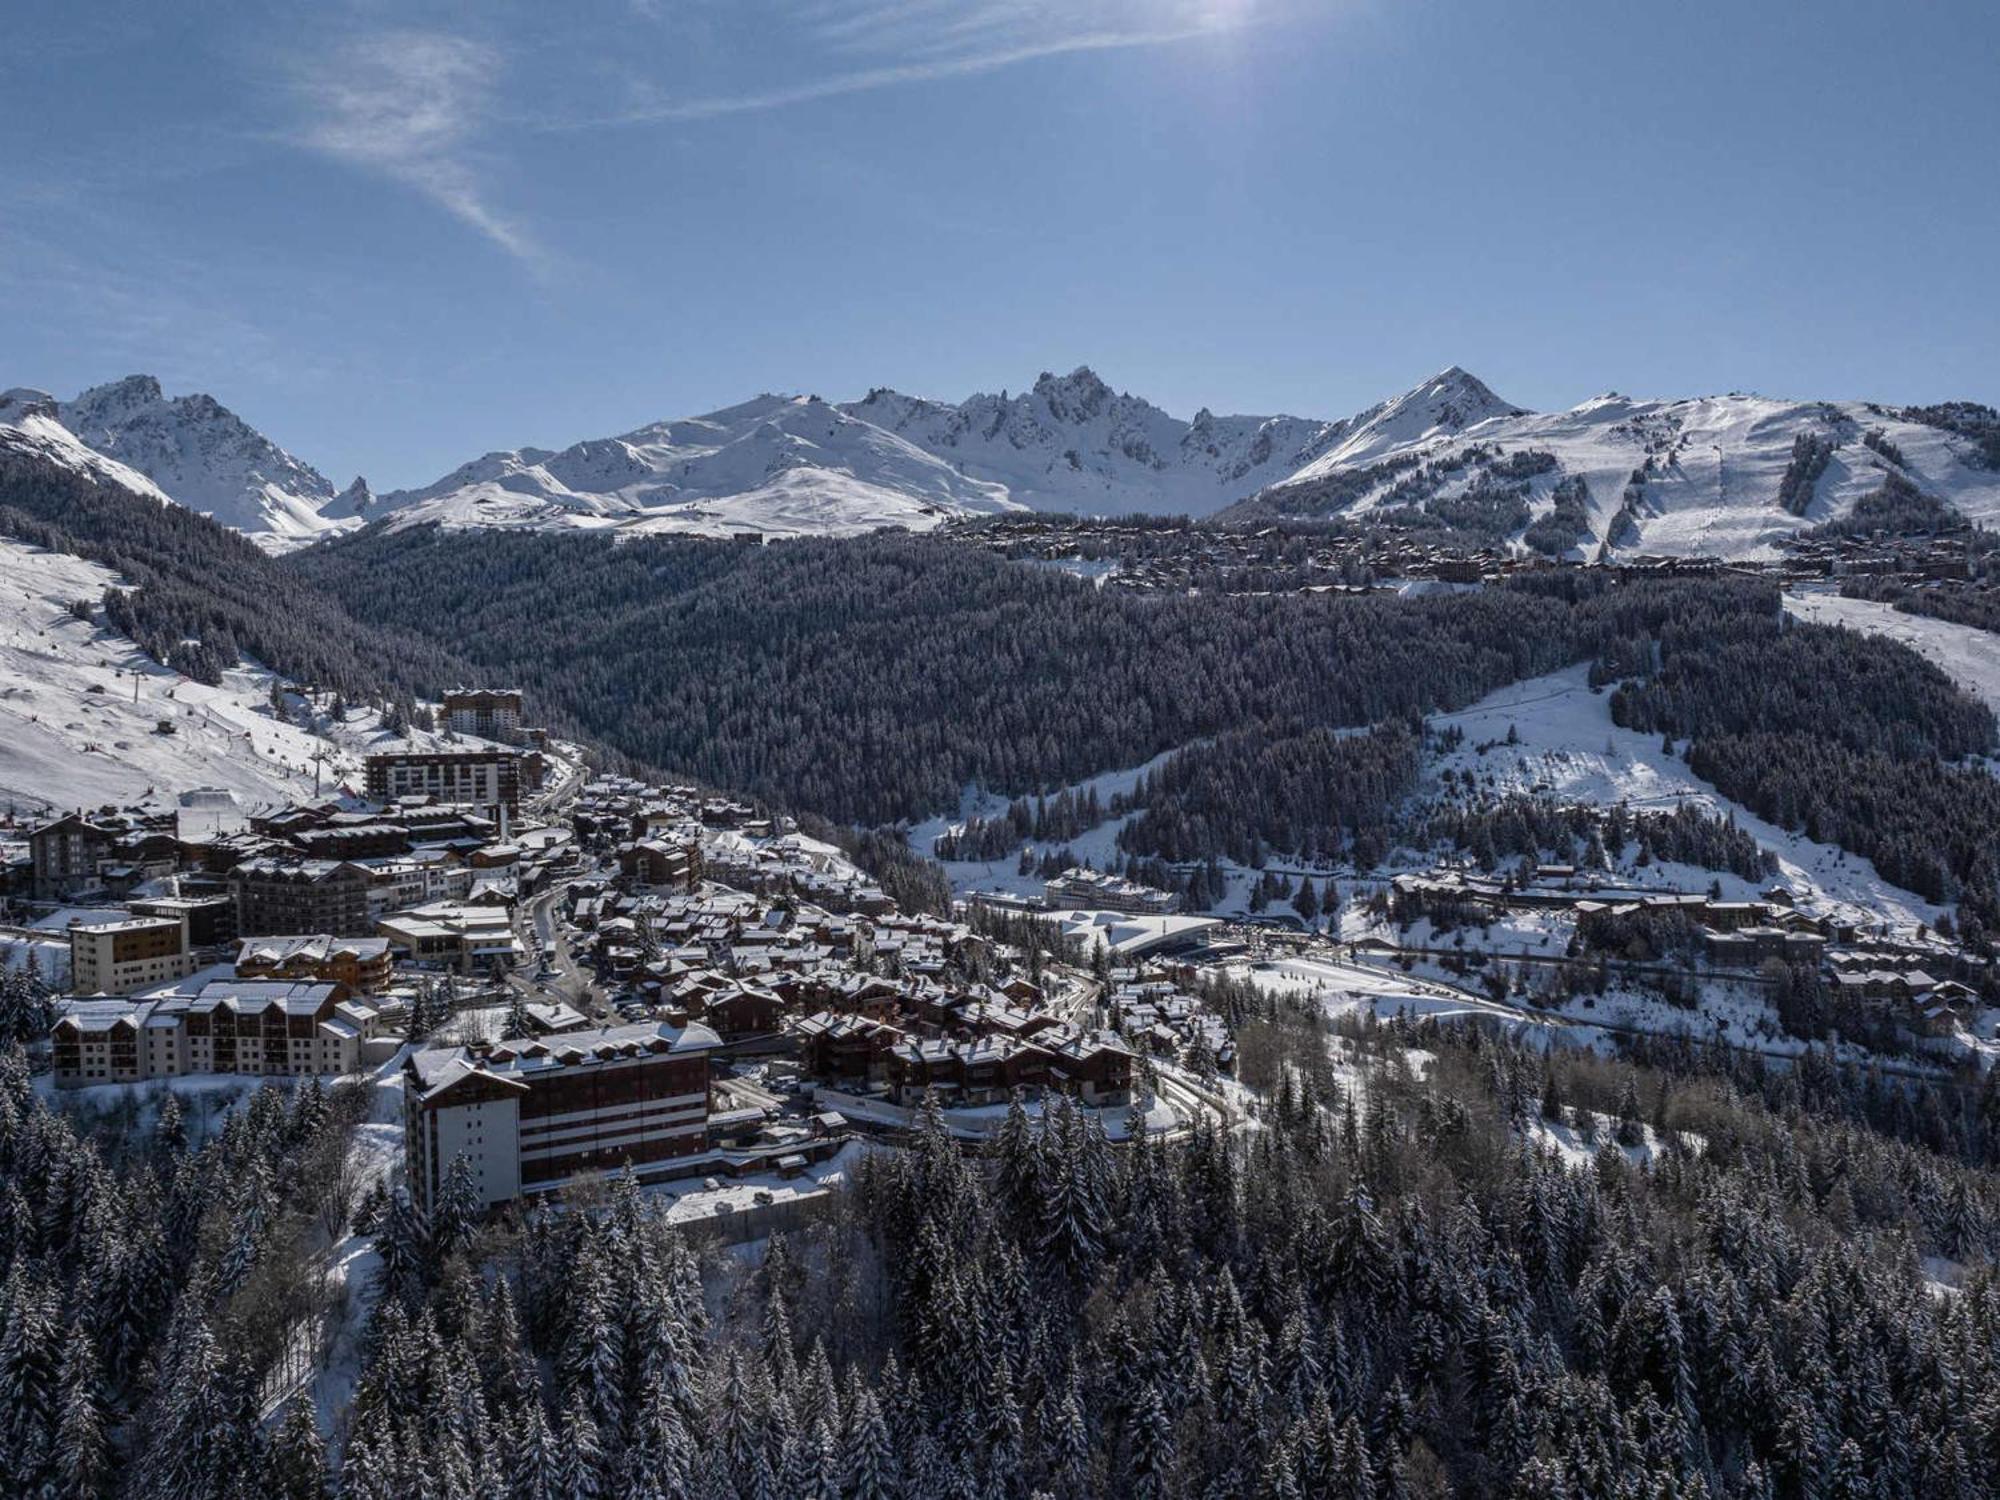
[1426, 664, 1947, 933]
[0, 535, 459, 827]
[1229, 387, 2000, 559]
[0, 388, 179, 507]
[1784, 590, 2000, 723]
[373, 394, 1023, 539]
[56, 376, 358, 551]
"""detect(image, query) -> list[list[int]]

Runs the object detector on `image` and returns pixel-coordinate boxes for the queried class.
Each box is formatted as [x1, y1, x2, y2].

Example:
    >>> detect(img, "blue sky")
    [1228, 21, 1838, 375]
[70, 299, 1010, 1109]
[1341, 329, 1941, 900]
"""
[3, 0, 1996, 491]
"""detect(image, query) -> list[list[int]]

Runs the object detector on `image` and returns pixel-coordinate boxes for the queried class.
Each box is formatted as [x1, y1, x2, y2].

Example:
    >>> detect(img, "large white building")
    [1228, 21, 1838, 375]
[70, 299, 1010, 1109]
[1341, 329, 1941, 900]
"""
[49, 979, 390, 1088]
[1043, 867, 1182, 916]
[403, 1019, 722, 1212]
[365, 747, 524, 821]
[68, 914, 194, 996]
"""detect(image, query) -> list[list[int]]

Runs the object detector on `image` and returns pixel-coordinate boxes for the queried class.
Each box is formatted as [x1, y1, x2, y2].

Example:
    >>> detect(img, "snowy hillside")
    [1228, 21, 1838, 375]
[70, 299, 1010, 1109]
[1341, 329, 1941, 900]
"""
[0, 389, 178, 507]
[57, 376, 358, 551]
[372, 394, 1024, 540]
[0, 535, 449, 827]
[1423, 664, 1949, 933]
[1784, 590, 2000, 723]
[1226, 386, 2000, 559]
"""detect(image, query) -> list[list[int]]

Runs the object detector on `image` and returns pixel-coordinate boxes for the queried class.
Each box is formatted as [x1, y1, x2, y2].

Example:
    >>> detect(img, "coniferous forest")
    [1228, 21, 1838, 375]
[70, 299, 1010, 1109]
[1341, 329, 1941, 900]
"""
[20, 996, 2000, 1499]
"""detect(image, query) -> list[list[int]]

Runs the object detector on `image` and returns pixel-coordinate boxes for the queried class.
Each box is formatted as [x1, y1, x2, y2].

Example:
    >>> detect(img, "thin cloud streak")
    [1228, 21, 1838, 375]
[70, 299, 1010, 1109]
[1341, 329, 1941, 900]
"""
[567, 17, 1245, 129]
[282, 3, 1274, 268]
[294, 30, 547, 274]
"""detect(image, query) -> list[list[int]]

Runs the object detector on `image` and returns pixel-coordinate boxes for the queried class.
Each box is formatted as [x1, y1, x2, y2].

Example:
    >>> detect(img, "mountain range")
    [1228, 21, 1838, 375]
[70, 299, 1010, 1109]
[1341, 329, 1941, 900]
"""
[4, 367, 1998, 558]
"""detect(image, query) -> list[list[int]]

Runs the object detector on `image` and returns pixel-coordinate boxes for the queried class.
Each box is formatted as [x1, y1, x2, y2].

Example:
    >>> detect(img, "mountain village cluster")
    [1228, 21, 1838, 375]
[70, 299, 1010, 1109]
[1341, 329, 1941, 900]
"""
[0, 688, 1252, 1228]
[7, 634, 1996, 1233]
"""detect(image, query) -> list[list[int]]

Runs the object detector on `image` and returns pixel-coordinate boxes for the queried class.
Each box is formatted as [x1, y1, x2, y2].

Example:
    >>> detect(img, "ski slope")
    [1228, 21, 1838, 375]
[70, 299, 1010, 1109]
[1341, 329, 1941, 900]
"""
[1426, 663, 1947, 932]
[0, 536, 452, 826]
[1234, 390, 2000, 559]
[1784, 590, 2000, 722]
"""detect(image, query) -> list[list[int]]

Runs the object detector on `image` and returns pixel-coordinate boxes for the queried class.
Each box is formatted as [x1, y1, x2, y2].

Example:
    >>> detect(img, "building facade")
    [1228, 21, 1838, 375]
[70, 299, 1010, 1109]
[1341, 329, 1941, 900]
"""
[30, 813, 114, 900]
[231, 858, 374, 937]
[365, 749, 523, 821]
[49, 981, 379, 1088]
[1043, 867, 1182, 915]
[404, 1019, 722, 1212]
[442, 688, 525, 740]
[68, 915, 194, 997]
[236, 934, 394, 993]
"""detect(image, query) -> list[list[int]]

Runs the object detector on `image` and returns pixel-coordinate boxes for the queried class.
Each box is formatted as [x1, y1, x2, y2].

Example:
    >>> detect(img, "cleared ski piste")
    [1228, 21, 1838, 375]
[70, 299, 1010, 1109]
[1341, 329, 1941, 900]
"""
[0, 535, 522, 824]
[1785, 588, 2000, 722]
[1424, 662, 1948, 934]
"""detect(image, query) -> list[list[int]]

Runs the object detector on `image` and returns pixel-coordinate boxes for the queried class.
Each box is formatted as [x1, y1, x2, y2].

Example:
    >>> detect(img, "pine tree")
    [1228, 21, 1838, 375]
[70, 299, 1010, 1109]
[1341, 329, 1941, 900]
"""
[506, 1395, 564, 1500]
[560, 1390, 609, 1500]
[842, 1387, 896, 1500]
[262, 1395, 329, 1500]
[431, 1153, 481, 1265]
[53, 1322, 107, 1500]
[1125, 1375, 1175, 1500]
[622, 1380, 693, 1496]
[1292, 877, 1321, 926]
[0, 1267, 60, 1490]
[373, 1185, 432, 1308]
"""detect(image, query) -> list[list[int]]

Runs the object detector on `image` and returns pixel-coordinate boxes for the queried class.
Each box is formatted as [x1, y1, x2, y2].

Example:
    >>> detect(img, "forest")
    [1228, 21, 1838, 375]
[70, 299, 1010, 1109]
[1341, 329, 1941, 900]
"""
[288, 526, 1637, 825]
[1607, 604, 2000, 939]
[19, 990, 2000, 1500]
[290, 530, 1861, 836]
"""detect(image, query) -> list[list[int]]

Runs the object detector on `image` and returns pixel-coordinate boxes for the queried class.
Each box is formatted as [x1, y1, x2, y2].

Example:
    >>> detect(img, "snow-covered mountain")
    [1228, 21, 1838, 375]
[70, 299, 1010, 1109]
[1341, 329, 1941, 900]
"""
[366, 365, 1516, 539]
[371, 393, 1025, 539]
[848, 364, 1520, 515]
[843, 366, 1332, 515]
[19, 363, 1999, 556]
[0, 387, 180, 507]
[1223, 387, 2000, 559]
[55, 376, 357, 551]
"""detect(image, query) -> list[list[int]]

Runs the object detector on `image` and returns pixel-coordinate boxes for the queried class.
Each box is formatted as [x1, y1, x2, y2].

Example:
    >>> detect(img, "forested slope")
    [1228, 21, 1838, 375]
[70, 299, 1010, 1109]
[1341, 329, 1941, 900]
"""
[23, 1003, 2000, 1498]
[0, 446, 465, 705]
[289, 528, 1755, 825]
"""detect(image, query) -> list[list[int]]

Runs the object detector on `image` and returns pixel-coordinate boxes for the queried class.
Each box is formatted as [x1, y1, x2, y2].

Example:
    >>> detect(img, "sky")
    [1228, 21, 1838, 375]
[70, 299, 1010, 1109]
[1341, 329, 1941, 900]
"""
[3, 0, 1997, 491]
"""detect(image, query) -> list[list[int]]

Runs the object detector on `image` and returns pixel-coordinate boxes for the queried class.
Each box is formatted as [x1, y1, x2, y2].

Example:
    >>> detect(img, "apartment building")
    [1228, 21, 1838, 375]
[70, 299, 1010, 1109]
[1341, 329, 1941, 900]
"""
[1043, 867, 1182, 916]
[403, 1018, 723, 1212]
[49, 980, 383, 1088]
[442, 688, 524, 740]
[68, 915, 194, 997]
[365, 749, 523, 821]
[236, 934, 395, 993]
[231, 858, 374, 937]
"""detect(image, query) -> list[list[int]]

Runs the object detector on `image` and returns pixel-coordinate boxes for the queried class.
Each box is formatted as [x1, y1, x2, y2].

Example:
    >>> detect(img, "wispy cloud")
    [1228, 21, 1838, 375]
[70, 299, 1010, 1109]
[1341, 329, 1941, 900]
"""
[279, 3, 1272, 267]
[597, 0, 1261, 126]
[293, 31, 547, 273]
